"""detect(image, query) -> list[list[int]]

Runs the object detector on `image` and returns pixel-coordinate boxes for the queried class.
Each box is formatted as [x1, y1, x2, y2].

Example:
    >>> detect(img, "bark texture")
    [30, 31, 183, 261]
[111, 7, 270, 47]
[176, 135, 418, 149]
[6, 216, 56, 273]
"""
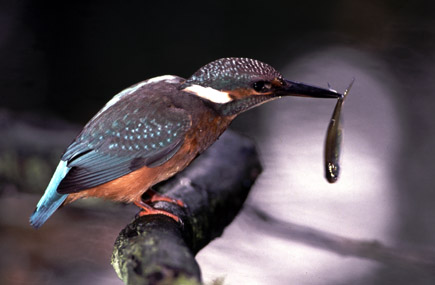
[111, 130, 262, 285]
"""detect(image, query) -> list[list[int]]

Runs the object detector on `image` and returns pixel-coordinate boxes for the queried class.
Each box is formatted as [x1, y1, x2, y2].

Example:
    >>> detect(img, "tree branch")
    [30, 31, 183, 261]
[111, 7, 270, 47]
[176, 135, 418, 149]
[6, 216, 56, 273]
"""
[111, 130, 262, 285]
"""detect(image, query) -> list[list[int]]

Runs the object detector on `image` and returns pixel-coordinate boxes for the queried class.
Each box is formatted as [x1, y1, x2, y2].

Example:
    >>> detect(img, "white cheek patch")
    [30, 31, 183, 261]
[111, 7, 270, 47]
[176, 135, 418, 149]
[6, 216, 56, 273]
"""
[182, 84, 233, 104]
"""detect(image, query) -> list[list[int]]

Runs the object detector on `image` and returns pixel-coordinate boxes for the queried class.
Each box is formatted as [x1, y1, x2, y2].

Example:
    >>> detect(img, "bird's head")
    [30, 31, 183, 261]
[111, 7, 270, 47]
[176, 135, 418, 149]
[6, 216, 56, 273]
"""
[180, 57, 342, 116]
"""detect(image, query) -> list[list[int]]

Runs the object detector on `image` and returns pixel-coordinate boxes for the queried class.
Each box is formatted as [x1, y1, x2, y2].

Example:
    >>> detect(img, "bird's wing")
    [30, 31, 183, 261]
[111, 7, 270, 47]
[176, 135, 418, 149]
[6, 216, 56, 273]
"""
[57, 94, 192, 194]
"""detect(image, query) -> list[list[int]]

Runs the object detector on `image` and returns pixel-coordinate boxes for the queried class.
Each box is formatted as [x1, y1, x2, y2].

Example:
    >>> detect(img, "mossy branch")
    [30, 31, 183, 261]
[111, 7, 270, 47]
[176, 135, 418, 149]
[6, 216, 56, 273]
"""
[111, 130, 262, 285]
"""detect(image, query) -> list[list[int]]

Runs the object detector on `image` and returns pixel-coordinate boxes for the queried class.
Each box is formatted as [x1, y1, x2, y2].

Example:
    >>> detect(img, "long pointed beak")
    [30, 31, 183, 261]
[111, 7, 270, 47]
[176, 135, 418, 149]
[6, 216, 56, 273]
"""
[278, 79, 342, 99]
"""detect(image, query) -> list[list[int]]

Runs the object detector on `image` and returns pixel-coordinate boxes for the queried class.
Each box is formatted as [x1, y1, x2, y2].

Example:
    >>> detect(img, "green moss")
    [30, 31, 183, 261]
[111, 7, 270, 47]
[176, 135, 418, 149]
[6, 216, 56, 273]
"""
[169, 274, 201, 285]
[191, 216, 204, 241]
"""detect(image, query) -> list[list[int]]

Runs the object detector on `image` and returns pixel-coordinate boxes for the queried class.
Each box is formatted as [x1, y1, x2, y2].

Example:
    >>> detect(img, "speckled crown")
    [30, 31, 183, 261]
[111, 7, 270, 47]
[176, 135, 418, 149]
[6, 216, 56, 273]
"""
[186, 58, 282, 90]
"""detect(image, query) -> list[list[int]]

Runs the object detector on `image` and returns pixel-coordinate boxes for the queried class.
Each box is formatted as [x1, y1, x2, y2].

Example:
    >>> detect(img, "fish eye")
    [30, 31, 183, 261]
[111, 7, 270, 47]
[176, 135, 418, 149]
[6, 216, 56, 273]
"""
[253, 81, 272, 93]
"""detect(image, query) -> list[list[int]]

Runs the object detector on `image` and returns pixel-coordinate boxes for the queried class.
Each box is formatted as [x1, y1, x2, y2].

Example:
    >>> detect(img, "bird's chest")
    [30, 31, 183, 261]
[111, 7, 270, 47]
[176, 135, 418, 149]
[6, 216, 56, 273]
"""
[154, 111, 234, 183]
[186, 111, 235, 154]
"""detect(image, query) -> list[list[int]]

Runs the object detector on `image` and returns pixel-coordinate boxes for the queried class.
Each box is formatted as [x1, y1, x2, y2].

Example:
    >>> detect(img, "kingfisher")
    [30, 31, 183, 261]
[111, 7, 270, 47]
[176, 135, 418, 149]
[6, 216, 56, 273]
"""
[30, 57, 341, 228]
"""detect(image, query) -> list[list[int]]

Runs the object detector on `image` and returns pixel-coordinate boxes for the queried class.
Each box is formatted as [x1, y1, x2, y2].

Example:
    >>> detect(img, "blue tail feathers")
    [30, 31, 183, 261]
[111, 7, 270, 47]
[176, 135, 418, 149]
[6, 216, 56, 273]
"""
[30, 160, 70, 229]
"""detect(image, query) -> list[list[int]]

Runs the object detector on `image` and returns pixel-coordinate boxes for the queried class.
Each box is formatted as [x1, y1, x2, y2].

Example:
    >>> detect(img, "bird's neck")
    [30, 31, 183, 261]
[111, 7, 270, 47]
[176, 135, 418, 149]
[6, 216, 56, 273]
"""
[217, 95, 276, 116]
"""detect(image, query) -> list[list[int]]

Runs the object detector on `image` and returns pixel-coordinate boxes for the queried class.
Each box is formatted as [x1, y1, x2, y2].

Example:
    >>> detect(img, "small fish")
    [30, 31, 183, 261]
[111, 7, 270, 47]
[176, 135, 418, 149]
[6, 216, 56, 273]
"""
[324, 79, 355, 183]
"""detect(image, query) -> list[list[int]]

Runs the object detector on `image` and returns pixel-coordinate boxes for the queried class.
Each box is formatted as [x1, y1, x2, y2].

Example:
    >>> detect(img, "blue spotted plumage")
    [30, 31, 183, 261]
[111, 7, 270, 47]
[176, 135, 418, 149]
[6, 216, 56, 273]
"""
[57, 77, 192, 194]
[30, 58, 341, 229]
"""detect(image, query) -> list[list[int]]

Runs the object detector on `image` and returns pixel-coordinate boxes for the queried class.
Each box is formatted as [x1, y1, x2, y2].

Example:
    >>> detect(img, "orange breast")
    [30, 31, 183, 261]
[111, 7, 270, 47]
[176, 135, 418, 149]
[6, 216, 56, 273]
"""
[64, 112, 235, 205]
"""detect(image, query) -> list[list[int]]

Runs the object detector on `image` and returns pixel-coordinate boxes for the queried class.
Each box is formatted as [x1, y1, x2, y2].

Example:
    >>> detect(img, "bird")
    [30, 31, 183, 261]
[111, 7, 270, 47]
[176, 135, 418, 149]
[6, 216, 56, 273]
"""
[30, 57, 341, 228]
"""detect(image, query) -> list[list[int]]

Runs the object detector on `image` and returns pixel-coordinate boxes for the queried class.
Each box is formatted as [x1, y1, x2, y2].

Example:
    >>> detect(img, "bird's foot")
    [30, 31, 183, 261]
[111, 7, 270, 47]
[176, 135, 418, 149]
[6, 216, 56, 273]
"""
[143, 188, 185, 208]
[134, 200, 181, 223]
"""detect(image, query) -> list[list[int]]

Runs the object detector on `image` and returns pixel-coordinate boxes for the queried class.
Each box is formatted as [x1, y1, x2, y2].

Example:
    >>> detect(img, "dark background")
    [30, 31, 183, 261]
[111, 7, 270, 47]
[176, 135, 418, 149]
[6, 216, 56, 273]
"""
[1, 0, 435, 284]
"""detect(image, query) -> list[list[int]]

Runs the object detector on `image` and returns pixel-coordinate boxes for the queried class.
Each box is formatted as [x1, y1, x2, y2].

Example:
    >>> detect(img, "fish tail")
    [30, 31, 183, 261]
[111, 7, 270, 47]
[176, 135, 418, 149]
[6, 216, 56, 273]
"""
[29, 160, 70, 229]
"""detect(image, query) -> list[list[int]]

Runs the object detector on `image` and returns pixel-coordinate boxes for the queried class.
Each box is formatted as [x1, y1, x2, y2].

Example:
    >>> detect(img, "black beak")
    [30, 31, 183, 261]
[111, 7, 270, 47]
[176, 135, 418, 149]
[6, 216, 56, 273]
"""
[278, 80, 342, 99]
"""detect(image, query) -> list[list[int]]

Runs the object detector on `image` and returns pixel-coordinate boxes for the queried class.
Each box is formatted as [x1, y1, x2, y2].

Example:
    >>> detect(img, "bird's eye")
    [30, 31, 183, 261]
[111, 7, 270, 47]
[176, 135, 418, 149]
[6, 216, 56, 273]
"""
[253, 81, 272, 93]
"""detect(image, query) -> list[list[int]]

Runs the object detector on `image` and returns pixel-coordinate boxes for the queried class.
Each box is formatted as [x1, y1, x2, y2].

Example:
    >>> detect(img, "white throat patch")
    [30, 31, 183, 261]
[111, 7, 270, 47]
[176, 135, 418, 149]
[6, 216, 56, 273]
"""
[182, 84, 233, 104]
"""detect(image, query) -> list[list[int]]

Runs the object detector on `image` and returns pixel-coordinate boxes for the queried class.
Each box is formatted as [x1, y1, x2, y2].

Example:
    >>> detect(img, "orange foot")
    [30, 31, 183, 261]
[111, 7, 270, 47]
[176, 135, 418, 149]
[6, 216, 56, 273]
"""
[143, 188, 185, 208]
[134, 190, 184, 223]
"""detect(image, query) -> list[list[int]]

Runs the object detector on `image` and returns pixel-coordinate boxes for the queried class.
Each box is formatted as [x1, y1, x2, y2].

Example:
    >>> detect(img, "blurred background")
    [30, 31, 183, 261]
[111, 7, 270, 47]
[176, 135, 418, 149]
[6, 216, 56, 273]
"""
[1, 0, 435, 284]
